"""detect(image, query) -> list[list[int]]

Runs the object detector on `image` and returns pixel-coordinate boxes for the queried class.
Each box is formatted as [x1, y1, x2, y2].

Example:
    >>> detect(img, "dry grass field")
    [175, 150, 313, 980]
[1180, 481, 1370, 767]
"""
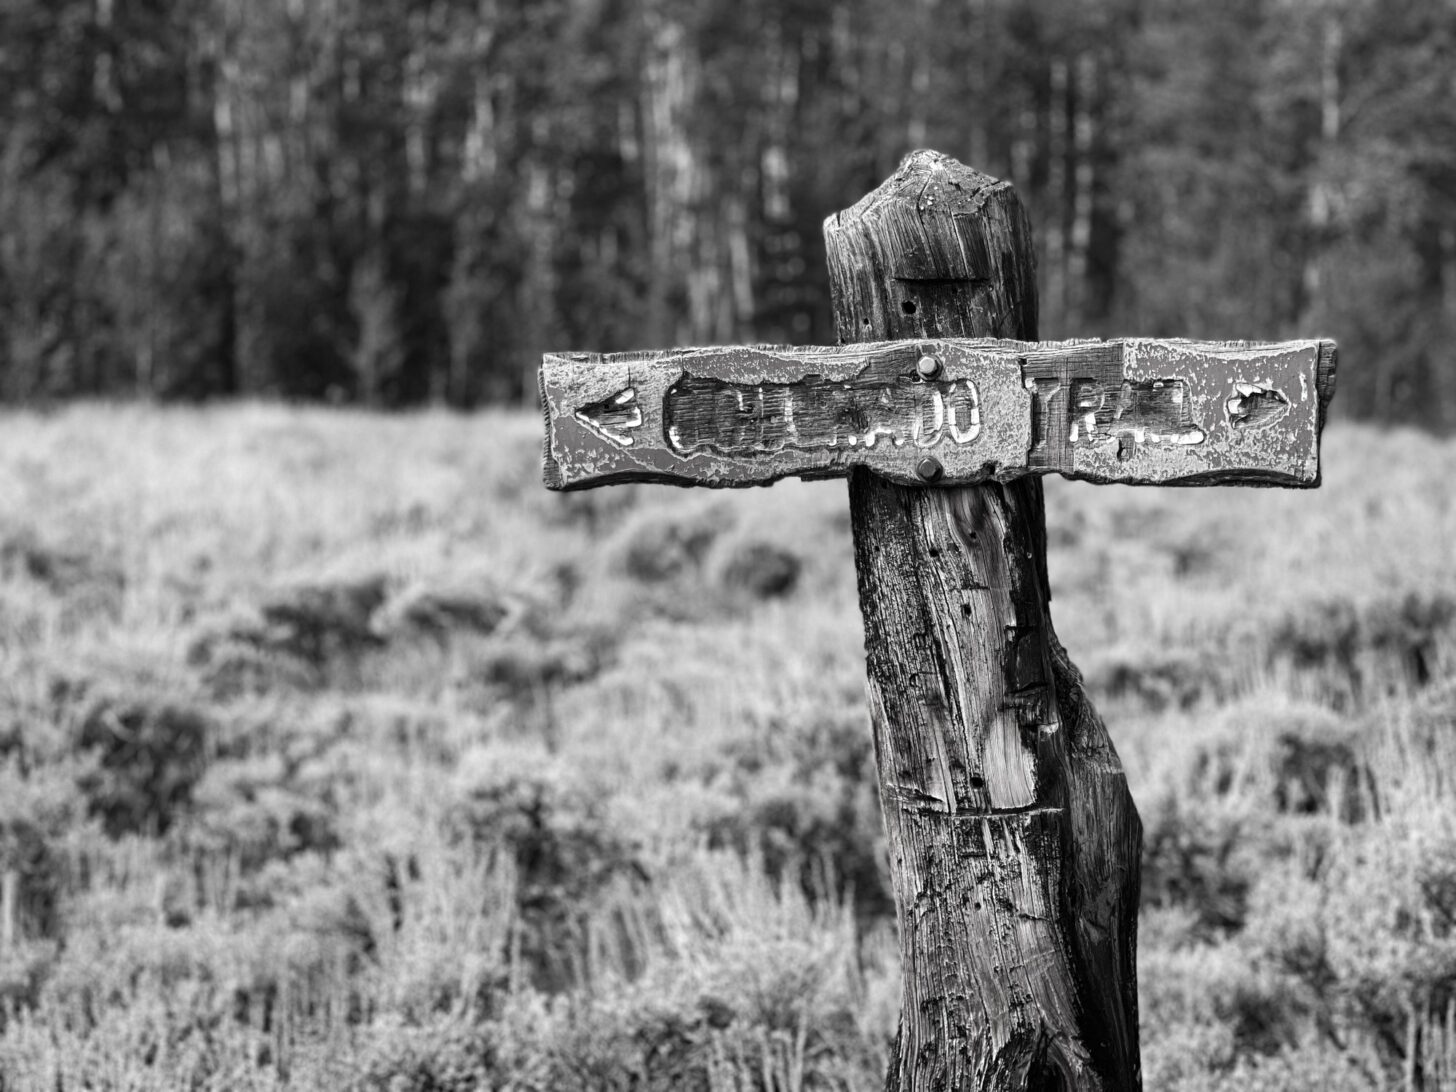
[1, 404, 1455, 1090]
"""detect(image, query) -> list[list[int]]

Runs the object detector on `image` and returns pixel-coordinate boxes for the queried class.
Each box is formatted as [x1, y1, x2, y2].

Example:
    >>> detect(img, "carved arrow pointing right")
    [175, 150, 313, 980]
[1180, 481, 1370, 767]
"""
[1225, 383, 1291, 430]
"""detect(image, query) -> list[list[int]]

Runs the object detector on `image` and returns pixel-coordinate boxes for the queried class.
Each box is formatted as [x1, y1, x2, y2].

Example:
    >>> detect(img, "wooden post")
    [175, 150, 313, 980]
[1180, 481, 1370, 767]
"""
[824, 151, 1142, 1089]
[540, 147, 1336, 1092]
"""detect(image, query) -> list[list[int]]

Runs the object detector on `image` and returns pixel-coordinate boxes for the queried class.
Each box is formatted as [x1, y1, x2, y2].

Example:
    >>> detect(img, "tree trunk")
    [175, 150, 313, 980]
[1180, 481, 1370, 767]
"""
[823, 150, 1142, 1092]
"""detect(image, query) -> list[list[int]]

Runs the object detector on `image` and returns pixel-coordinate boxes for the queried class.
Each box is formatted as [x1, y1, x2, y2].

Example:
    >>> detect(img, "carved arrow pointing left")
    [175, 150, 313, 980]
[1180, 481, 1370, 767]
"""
[574, 386, 643, 446]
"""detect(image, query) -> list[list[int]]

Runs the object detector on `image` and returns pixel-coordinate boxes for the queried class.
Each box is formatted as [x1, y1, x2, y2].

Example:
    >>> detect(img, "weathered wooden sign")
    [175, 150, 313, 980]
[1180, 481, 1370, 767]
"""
[541, 149, 1336, 1092]
[542, 337, 1334, 491]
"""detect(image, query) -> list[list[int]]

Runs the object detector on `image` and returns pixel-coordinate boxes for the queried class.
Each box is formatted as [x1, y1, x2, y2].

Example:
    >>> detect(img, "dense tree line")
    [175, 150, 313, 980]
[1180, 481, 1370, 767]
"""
[1, 0, 1454, 425]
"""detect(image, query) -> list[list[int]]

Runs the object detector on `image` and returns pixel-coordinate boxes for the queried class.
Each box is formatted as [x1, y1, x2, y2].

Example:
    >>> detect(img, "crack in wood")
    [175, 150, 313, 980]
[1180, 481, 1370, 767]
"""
[895, 275, 993, 288]
[949, 805, 1065, 820]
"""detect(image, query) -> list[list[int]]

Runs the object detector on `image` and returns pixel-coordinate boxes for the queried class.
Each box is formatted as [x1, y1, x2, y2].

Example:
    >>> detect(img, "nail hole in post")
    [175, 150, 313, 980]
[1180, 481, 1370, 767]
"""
[902, 299, 917, 315]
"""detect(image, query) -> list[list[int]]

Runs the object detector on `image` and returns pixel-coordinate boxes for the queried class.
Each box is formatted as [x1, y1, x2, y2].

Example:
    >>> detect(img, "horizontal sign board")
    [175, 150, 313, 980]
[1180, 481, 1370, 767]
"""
[541, 338, 1335, 491]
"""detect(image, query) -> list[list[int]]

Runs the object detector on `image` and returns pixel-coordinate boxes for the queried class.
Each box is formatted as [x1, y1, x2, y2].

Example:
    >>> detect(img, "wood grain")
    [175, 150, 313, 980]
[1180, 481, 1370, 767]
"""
[826, 150, 1143, 1090]
[541, 336, 1333, 491]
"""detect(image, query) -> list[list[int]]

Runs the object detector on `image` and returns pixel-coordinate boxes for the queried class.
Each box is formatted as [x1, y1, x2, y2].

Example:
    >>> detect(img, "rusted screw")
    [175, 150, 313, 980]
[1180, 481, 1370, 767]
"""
[916, 456, 944, 482]
[916, 353, 942, 379]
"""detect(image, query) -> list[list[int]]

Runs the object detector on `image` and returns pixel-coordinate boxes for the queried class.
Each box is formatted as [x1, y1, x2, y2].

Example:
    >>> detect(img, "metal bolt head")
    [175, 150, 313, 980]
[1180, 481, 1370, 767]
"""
[916, 353, 942, 379]
[916, 456, 944, 483]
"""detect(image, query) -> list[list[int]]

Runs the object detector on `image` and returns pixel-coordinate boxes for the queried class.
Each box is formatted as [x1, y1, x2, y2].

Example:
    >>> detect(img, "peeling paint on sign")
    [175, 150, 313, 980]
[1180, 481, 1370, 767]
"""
[540, 338, 1336, 491]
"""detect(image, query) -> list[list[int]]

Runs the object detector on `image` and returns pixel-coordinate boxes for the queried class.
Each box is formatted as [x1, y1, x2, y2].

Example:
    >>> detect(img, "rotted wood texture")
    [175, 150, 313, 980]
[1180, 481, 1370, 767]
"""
[828, 150, 1144, 1090]
[541, 336, 1334, 491]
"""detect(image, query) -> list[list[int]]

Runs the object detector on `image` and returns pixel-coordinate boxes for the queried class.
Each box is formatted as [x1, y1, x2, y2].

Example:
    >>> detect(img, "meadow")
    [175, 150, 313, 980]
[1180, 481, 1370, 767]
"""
[0, 404, 1454, 1090]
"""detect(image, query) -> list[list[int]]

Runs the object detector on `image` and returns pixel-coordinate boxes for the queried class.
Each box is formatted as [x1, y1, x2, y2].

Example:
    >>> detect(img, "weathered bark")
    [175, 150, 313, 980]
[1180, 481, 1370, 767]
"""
[824, 150, 1143, 1090]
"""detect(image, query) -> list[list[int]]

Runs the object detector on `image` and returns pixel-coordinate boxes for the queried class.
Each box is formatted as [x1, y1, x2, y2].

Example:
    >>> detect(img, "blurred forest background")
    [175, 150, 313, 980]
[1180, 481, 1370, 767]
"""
[3, 0, 1456, 423]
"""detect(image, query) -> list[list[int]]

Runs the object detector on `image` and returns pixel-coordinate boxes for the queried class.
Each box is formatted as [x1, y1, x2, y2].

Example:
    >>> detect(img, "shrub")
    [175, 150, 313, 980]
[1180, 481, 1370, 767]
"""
[73, 693, 212, 837]
[347, 1014, 496, 1091]
[184, 755, 341, 877]
[0, 940, 58, 1017]
[712, 539, 802, 603]
[1363, 592, 1456, 689]
[1376, 678, 1456, 803]
[186, 615, 320, 697]
[310, 811, 522, 1025]
[1244, 815, 1456, 1083]
[536, 484, 644, 535]
[187, 574, 391, 694]
[1139, 793, 1252, 935]
[256, 575, 390, 668]
[0, 816, 61, 944]
[1268, 591, 1456, 706]
[476, 852, 887, 1092]
[1086, 646, 1236, 712]
[446, 750, 648, 993]
[1190, 700, 1369, 821]
[609, 503, 734, 585]
[470, 631, 614, 700]
[373, 583, 512, 641]
[449, 627, 618, 751]
[693, 709, 891, 924]
[1216, 1045, 1381, 1092]
[0, 529, 122, 600]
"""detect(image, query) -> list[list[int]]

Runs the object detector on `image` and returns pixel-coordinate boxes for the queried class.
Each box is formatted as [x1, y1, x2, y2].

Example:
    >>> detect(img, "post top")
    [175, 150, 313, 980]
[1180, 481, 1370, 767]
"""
[829, 150, 1006, 233]
[824, 150, 1039, 344]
